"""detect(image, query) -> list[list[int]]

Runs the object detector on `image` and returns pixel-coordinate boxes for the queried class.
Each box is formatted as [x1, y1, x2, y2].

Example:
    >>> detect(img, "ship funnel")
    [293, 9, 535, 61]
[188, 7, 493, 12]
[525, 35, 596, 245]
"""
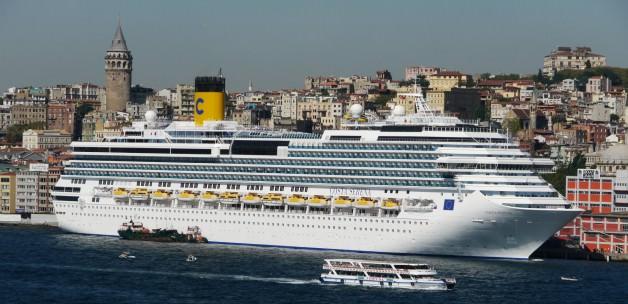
[194, 75, 226, 126]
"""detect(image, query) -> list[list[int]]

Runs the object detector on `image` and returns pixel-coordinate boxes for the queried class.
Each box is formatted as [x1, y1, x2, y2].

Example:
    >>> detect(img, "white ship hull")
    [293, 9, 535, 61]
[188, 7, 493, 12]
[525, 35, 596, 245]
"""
[319, 276, 450, 290]
[53, 191, 579, 259]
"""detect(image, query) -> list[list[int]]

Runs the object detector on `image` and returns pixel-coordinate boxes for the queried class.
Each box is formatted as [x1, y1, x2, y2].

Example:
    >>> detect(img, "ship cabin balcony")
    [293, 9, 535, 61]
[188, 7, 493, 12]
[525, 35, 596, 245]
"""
[288, 143, 437, 151]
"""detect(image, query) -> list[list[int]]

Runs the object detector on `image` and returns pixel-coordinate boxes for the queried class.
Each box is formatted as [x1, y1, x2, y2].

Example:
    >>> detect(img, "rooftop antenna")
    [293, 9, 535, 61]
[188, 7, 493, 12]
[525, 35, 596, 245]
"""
[218, 67, 223, 78]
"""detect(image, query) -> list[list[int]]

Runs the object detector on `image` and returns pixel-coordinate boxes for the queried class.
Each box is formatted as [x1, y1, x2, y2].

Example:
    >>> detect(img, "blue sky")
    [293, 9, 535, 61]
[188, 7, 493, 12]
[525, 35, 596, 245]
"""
[0, 0, 627, 92]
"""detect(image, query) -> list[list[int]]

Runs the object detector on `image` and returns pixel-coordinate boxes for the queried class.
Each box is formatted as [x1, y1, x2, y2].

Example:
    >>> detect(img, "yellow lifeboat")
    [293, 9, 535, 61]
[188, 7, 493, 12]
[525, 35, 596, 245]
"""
[333, 196, 353, 208]
[112, 188, 129, 199]
[129, 188, 149, 201]
[242, 193, 262, 204]
[381, 198, 400, 210]
[201, 191, 219, 203]
[286, 194, 306, 206]
[262, 193, 284, 207]
[150, 189, 172, 201]
[178, 190, 198, 202]
[354, 197, 376, 209]
[307, 195, 329, 207]
[220, 192, 240, 204]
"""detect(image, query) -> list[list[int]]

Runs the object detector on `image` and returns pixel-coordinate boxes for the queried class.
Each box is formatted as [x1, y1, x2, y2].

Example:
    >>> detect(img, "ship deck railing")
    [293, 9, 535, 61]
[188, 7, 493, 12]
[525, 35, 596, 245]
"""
[323, 265, 434, 275]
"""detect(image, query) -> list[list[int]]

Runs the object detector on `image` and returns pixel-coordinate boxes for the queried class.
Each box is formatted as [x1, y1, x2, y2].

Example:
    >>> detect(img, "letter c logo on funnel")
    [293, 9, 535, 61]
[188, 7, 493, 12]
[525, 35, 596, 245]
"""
[195, 98, 204, 115]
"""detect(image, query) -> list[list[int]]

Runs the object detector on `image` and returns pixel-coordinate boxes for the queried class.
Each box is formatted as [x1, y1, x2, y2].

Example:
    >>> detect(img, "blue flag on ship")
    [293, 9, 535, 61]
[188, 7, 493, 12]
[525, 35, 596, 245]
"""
[443, 199, 455, 211]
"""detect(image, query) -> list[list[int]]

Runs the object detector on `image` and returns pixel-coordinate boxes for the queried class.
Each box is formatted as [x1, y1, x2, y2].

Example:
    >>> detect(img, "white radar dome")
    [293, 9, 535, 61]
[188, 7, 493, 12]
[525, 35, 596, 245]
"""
[145, 110, 157, 123]
[393, 105, 406, 116]
[350, 104, 363, 118]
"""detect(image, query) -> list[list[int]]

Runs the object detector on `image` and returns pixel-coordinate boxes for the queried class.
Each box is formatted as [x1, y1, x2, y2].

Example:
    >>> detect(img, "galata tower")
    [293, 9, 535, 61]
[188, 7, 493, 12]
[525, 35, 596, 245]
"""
[104, 20, 132, 112]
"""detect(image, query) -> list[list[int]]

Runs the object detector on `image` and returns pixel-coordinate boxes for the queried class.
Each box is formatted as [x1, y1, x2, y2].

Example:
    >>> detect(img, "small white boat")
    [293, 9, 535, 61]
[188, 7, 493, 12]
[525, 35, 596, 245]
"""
[118, 251, 136, 259]
[319, 259, 455, 290]
[560, 276, 579, 282]
[530, 258, 544, 262]
[186, 255, 197, 262]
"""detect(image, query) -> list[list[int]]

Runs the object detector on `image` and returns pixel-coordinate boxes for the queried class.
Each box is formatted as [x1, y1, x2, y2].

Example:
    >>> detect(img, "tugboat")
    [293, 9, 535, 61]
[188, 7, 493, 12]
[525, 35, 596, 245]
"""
[117, 221, 208, 243]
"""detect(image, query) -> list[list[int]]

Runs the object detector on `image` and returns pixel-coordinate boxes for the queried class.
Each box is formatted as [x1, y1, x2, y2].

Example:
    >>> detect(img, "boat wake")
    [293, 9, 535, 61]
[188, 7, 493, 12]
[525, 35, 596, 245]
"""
[0, 262, 319, 286]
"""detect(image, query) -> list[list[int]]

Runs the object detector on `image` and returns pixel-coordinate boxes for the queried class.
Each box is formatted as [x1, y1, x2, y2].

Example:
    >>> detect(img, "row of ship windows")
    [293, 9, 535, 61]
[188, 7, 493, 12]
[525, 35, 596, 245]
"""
[287, 144, 437, 151]
[72, 156, 436, 169]
[165, 131, 320, 139]
[53, 187, 81, 193]
[55, 204, 424, 225]
[71, 179, 86, 184]
[442, 164, 549, 171]
[71, 162, 438, 176]
[62, 213, 415, 233]
[221, 158, 435, 168]
[64, 170, 456, 187]
[481, 191, 559, 197]
[288, 152, 437, 160]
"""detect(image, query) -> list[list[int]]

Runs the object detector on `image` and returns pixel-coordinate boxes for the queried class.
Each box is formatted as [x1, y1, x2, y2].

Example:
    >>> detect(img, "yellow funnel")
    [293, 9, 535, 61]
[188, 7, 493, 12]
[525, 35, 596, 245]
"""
[194, 76, 225, 126]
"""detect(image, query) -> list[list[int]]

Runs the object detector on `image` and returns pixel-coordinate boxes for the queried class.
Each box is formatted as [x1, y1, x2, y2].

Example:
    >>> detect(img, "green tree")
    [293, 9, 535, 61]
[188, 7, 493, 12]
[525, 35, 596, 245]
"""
[552, 67, 626, 87]
[6, 122, 47, 144]
[373, 92, 395, 108]
[466, 75, 475, 87]
[503, 117, 521, 135]
[610, 113, 619, 123]
[479, 73, 492, 80]
[533, 69, 548, 85]
[585, 59, 592, 69]
[77, 103, 93, 116]
[541, 154, 586, 195]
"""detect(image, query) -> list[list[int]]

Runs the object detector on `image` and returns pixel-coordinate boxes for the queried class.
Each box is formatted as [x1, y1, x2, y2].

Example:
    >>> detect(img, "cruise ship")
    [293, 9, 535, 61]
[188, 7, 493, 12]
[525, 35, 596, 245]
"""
[52, 77, 581, 259]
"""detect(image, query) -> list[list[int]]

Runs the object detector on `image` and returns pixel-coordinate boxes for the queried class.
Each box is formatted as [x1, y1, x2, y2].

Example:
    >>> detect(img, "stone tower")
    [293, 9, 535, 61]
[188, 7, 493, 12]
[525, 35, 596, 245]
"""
[104, 20, 132, 112]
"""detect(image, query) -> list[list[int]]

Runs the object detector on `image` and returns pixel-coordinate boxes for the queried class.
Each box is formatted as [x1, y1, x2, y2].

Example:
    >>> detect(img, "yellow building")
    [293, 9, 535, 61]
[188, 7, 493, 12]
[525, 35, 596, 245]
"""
[0, 172, 16, 214]
[426, 91, 446, 113]
[427, 71, 468, 91]
[392, 94, 416, 114]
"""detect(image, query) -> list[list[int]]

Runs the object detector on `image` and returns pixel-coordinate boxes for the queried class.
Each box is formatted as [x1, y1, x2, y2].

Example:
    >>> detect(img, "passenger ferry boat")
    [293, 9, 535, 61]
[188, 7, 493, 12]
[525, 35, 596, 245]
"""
[320, 259, 456, 290]
[51, 83, 581, 259]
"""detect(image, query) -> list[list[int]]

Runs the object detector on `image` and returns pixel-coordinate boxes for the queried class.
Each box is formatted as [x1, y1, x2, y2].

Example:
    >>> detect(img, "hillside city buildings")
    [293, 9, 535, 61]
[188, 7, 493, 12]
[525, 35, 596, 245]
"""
[0, 22, 626, 259]
[543, 46, 607, 77]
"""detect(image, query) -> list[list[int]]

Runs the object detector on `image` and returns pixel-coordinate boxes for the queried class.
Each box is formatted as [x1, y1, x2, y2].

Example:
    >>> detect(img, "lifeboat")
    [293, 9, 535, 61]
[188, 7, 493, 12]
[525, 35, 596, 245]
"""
[354, 197, 376, 209]
[286, 194, 306, 206]
[112, 188, 129, 199]
[129, 188, 149, 201]
[262, 193, 284, 207]
[201, 191, 219, 203]
[381, 198, 400, 210]
[307, 195, 329, 207]
[242, 193, 262, 204]
[333, 196, 353, 208]
[178, 190, 198, 202]
[219, 192, 240, 204]
[150, 189, 172, 201]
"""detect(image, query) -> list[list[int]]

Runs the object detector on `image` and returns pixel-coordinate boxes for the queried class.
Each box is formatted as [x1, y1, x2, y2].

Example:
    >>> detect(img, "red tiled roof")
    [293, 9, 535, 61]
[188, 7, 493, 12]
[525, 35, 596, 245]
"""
[434, 71, 464, 76]
[478, 79, 507, 86]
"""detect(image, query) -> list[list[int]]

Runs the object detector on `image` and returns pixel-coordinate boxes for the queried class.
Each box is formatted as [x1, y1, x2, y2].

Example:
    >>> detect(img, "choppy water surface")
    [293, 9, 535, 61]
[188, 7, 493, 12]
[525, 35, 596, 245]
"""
[0, 225, 626, 304]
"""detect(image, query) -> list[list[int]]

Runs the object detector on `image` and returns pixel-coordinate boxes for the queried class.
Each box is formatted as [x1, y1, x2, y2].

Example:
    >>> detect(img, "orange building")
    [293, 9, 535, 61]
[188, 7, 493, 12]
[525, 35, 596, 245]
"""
[565, 171, 613, 214]
[558, 169, 628, 256]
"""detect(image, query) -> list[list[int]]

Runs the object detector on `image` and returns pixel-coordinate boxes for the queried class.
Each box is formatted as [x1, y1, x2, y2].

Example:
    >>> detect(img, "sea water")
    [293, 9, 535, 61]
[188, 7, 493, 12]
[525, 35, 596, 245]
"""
[0, 225, 626, 304]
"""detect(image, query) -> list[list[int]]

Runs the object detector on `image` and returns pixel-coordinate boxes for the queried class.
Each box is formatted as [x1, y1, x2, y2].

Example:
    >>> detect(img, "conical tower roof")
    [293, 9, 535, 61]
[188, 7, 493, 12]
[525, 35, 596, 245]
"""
[109, 20, 128, 52]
